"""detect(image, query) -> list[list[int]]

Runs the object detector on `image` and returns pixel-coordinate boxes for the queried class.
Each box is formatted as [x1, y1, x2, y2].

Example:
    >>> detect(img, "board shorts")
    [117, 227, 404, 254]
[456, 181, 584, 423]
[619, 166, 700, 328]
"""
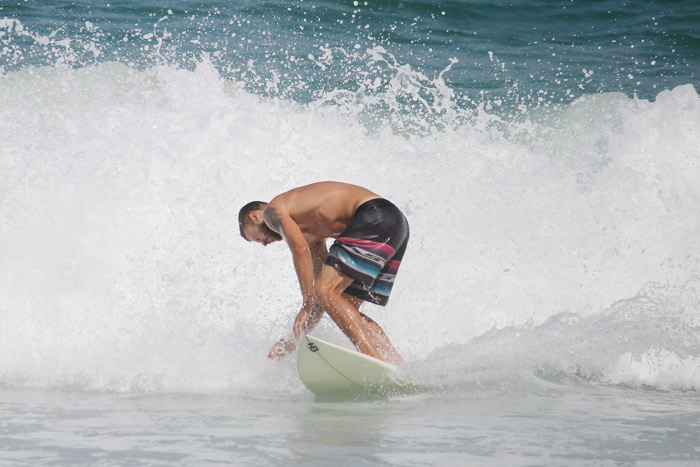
[325, 198, 410, 306]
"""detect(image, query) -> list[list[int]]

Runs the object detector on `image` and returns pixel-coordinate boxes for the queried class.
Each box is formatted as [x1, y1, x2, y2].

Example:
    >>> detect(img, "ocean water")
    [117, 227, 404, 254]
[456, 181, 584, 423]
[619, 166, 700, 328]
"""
[1, 0, 700, 464]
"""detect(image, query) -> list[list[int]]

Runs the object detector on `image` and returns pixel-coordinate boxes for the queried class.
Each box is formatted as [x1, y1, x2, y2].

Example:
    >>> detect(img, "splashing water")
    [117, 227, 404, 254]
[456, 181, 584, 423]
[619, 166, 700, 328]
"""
[1, 4, 700, 394]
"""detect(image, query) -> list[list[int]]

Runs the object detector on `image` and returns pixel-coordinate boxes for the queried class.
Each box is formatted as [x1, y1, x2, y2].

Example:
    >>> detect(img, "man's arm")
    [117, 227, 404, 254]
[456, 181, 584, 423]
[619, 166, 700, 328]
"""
[263, 204, 314, 305]
[299, 241, 328, 333]
[265, 214, 327, 359]
[310, 241, 328, 279]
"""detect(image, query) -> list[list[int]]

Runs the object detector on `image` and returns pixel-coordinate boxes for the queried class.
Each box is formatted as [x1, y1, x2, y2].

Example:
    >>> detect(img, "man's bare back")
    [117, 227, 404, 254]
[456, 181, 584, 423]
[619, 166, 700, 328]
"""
[267, 182, 381, 245]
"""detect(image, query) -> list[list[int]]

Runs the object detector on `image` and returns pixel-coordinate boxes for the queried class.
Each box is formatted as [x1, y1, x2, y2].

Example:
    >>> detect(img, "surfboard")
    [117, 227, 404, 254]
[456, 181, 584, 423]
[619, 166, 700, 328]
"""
[296, 334, 400, 396]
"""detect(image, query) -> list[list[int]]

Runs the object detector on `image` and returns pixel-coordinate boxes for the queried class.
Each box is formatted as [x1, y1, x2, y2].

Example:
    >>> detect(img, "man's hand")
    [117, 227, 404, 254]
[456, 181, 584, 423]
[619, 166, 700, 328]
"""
[268, 303, 322, 360]
[293, 303, 313, 340]
[268, 338, 297, 360]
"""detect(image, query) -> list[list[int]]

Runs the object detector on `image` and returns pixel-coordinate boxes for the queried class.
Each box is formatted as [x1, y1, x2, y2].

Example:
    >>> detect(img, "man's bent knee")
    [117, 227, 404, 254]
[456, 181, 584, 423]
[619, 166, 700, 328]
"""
[313, 266, 353, 306]
[311, 282, 339, 308]
[316, 265, 353, 292]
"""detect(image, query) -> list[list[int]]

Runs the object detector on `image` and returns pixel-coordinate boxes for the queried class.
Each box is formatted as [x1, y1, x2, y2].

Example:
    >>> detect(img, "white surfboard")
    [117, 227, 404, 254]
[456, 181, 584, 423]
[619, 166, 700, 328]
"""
[297, 334, 400, 396]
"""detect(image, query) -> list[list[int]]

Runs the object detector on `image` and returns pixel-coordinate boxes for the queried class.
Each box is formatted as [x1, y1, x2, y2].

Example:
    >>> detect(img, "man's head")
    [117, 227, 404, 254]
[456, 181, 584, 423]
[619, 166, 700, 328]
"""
[238, 201, 283, 246]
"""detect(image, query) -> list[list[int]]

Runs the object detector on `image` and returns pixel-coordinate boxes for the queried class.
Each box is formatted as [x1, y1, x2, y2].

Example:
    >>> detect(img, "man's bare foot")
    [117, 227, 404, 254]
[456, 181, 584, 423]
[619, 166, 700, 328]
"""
[384, 348, 404, 366]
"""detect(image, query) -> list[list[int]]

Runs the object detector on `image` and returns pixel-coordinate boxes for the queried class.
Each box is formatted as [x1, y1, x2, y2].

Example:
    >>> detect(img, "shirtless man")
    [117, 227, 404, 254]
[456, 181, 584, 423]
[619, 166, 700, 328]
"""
[238, 181, 409, 364]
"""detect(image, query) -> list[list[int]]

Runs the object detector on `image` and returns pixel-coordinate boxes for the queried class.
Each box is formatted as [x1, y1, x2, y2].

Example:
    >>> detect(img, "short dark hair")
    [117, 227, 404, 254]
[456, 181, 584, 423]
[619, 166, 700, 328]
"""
[238, 201, 267, 239]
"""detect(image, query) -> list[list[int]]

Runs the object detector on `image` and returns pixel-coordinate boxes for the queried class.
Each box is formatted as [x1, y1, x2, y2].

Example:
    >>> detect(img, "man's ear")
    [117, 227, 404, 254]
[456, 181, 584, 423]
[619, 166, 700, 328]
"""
[249, 209, 264, 224]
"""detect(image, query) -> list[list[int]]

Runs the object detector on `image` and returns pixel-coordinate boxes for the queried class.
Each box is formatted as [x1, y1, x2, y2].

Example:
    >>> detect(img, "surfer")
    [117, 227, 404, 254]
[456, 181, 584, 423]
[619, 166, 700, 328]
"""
[239, 181, 409, 364]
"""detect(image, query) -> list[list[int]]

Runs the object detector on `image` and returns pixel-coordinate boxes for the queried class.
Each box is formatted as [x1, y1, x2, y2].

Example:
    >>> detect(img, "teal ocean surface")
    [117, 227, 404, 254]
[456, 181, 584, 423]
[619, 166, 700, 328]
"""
[3, 0, 698, 104]
[1, 1, 700, 465]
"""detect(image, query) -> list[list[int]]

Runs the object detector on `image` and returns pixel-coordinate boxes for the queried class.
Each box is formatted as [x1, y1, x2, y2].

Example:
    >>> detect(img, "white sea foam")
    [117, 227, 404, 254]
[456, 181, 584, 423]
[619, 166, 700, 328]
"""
[412, 279, 700, 392]
[1, 59, 699, 392]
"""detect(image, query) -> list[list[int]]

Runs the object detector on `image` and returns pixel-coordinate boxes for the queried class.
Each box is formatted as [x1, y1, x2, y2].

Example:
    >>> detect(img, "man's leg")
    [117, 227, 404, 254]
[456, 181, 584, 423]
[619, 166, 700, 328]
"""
[343, 294, 403, 364]
[357, 312, 404, 365]
[314, 265, 386, 361]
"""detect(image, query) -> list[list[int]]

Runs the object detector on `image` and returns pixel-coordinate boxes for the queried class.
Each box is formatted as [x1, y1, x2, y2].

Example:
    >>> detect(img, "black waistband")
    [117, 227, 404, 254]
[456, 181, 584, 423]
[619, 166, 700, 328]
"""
[355, 197, 396, 212]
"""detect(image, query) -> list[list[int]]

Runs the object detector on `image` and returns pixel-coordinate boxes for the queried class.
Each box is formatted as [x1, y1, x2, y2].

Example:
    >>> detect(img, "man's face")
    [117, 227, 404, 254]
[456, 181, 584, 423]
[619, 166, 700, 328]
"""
[243, 214, 283, 246]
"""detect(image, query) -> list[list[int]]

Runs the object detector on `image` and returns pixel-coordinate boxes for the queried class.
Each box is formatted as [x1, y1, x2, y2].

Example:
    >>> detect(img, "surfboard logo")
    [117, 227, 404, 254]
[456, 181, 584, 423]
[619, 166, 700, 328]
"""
[308, 342, 319, 352]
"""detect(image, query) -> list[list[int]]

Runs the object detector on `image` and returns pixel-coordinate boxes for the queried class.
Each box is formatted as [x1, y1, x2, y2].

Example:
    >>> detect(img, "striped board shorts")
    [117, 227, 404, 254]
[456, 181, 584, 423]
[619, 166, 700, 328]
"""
[325, 198, 410, 306]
